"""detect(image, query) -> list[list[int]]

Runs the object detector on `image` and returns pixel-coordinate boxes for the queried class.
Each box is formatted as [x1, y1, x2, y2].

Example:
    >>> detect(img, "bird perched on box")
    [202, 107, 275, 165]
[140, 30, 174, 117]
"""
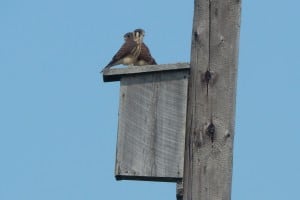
[133, 29, 157, 66]
[101, 29, 143, 72]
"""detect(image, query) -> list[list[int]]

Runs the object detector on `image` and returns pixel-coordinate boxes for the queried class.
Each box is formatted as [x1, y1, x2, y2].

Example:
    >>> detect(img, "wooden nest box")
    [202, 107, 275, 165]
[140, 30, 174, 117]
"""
[103, 63, 190, 182]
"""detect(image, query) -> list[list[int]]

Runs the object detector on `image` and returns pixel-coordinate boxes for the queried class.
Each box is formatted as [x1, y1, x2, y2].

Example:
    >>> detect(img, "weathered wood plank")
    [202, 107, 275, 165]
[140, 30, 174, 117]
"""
[102, 63, 189, 82]
[183, 0, 241, 199]
[115, 68, 189, 182]
[176, 181, 183, 200]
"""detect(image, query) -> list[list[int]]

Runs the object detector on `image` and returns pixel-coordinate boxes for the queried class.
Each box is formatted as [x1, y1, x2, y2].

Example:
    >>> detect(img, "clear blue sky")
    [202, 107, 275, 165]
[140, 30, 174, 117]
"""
[1, 0, 299, 199]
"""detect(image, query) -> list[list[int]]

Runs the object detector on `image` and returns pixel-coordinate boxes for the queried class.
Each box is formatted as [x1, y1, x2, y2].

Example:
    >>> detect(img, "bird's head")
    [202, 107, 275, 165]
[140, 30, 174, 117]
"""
[123, 32, 134, 41]
[134, 28, 145, 41]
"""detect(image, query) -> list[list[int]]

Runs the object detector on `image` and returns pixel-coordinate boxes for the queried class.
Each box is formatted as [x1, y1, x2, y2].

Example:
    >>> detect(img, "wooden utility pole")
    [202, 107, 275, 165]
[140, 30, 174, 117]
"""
[183, 0, 241, 200]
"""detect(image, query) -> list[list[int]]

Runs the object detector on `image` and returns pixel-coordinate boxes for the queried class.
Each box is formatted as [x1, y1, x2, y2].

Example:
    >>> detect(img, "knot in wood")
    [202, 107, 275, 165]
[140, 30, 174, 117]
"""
[204, 70, 212, 84]
[206, 123, 215, 142]
[193, 31, 200, 41]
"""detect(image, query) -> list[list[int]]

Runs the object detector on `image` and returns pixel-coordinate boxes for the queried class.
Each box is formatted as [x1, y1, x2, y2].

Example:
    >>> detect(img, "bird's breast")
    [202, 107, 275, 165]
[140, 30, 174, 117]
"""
[135, 60, 149, 66]
[122, 56, 136, 65]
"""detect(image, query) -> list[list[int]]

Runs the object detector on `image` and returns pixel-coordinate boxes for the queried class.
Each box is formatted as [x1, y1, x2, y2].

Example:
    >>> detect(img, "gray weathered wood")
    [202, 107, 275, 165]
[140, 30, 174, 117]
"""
[183, 0, 241, 199]
[102, 63, 189, 82]
[176, 181, 183, 200]
[115, 66, 189, 182]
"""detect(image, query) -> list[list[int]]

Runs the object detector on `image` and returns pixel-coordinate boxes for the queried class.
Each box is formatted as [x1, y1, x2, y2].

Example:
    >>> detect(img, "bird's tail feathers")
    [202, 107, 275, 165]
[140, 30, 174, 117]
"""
[100, 62, 113, 73]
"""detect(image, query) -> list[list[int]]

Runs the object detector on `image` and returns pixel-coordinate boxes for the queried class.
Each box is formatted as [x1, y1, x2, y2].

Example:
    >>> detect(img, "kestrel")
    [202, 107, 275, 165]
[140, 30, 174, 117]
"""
[135, 43, 157, 66]
[101, 30, 142, 72]
[133, 29, 157, 66]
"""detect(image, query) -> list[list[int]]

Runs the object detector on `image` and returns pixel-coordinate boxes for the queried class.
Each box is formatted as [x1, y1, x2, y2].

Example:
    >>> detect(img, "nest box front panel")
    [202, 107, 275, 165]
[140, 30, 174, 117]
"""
[115, 70, 188, 182]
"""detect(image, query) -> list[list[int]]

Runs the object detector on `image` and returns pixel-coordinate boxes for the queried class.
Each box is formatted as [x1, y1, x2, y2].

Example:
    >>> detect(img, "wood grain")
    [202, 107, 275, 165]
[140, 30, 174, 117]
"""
[102, 63, 189, 82]
[183, 0, 241, 199]
[115, 67, 189, 182]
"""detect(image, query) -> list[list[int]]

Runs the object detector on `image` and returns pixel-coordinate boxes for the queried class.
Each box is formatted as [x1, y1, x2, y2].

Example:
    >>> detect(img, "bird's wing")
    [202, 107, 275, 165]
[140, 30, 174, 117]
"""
[102, 40, 138, 71]
[139, 43, 157, 65]
[112, 40, 137, 61]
